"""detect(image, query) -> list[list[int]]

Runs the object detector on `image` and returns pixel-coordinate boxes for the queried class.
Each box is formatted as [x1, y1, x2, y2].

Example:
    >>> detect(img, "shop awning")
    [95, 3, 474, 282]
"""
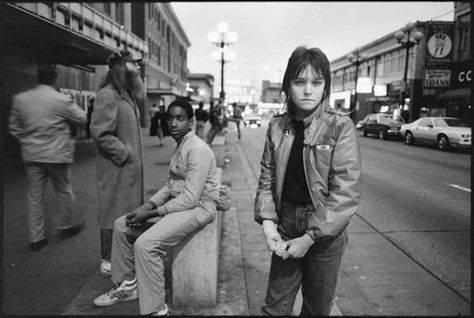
[438, 88, 471, 99]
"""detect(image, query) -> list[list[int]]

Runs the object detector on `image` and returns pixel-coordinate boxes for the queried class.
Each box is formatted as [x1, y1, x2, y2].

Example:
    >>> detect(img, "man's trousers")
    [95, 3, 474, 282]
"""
[110, 201, 217, 315]
[24, 162, 82, 243]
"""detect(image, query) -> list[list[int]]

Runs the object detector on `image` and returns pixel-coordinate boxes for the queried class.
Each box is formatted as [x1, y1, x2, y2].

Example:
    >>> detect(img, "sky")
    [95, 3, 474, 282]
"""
[171, 1, 455, 91]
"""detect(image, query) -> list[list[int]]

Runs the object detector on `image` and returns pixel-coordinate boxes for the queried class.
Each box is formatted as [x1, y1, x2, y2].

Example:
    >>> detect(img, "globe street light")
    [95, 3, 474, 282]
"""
[347, 48, 367, 122]
[208, 21, 238, 103]
[394, 22, 424, 119]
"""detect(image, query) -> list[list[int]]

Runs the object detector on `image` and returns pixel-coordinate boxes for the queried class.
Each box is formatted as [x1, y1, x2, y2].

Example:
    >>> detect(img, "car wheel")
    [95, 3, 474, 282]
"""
[362, 128, 367, 137]
[378, 129, 386, 140]
[437, 135, 450, 151]
[404, 131, 414, 145]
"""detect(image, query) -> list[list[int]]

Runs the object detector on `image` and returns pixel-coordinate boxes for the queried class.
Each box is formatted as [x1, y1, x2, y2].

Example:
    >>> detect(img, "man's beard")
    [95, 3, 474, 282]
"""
[126, 70, 145, 102]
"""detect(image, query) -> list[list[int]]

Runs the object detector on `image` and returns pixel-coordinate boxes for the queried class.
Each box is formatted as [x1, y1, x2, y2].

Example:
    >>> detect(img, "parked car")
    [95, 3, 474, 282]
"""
[243, 114, 262, 127]
[400, 116, 471, 151]
[356, 113, 403, 139]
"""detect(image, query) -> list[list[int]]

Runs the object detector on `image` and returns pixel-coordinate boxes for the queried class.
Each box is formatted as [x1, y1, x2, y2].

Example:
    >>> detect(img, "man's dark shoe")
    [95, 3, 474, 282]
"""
[59, 219, 86, 239]
[30, 239, 48, 251]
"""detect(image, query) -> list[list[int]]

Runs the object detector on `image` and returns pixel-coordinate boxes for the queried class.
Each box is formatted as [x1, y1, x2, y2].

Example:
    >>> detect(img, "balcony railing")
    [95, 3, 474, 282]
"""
[9, 2, 149, 57]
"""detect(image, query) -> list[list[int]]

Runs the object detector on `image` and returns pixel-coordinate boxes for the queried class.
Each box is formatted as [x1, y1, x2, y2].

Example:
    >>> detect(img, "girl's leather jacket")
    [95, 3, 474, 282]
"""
[254, 101, 362, 241]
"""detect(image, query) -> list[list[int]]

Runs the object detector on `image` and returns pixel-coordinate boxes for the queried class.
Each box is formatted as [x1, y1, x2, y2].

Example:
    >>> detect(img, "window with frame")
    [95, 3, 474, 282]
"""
[397, 54, 405, 72]
[390, 54, 397, 73]
[377, 57, 384, 75]
[383, 53, 390, 74]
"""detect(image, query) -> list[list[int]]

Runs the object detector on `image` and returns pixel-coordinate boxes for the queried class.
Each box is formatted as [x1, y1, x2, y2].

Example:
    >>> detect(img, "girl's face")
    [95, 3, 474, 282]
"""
[290, 65, 325, 117]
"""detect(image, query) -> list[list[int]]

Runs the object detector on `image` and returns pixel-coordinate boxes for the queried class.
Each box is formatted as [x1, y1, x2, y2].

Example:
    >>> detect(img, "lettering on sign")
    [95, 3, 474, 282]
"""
[423, 69, 451, 88]
[458, 70, 472, 83]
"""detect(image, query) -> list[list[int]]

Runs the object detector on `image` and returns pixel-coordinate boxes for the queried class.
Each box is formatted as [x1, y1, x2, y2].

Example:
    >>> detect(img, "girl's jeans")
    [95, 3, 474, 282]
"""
[262, 201, 348, 316]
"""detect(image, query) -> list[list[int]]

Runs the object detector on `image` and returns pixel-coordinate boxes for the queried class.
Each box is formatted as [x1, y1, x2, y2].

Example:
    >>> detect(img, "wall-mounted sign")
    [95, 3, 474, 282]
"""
[423, 69, 451, 88]
[356, 77, 372, 93]
[427, 33, 452, 58]
[424, 22, 454, 67]
[451, 60, 472, 89]
[373, 84, 387, 96]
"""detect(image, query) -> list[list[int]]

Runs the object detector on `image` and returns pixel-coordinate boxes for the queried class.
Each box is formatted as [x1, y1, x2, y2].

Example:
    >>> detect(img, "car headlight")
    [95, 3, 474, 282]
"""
[256, 120, 261, 124]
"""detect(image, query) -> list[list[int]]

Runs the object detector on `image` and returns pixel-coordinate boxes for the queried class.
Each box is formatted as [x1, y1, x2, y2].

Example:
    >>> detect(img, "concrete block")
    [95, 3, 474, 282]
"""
[171, 168, 223, 307]
[171, 210, 222, 307]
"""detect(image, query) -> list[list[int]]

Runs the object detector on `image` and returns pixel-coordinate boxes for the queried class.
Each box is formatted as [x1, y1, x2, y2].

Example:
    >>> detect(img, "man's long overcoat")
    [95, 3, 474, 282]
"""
[90, 84, 144, 228]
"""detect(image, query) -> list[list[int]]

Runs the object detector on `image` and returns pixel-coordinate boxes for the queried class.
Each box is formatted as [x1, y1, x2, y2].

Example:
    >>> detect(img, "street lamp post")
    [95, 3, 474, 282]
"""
[208, 21, 238, 104]
[347, 48, 367, 122]
[394, 22, 424, 120]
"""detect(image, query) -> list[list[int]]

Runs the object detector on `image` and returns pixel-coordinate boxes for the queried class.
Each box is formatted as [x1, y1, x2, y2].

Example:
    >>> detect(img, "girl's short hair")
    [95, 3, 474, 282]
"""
[281, 46, 331, 113]
[168, 99, 194, 119]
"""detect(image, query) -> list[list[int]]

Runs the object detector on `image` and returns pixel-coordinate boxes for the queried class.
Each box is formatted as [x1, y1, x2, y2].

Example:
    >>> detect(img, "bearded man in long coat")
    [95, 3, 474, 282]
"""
[90, 49, 145, 276]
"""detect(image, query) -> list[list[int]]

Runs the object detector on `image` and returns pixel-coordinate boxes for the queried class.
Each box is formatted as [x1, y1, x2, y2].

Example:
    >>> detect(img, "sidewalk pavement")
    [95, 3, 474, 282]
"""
[5, 121, 470, 315]
[60, 123, 343, 316]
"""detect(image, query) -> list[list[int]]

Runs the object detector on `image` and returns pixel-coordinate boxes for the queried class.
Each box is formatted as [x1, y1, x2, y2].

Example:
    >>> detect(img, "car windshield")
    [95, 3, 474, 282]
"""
[378, 115, 400, 125]
[433, 118, 470, 127]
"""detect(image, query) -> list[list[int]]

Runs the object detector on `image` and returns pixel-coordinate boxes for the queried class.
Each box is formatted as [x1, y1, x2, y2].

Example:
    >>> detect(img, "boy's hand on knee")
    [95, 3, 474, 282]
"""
[125, 205, 154, 227]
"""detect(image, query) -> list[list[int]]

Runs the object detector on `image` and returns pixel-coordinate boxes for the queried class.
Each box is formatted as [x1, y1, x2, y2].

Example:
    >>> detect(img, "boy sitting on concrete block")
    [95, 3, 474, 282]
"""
[93, 99, 219, 316]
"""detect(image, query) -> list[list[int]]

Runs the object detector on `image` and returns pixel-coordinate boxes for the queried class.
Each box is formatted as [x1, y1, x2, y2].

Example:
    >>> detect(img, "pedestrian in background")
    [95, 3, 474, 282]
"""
[232, 102, 243, 140]
[8, 64, 87, 251]
[149, 103, 159, 137]
[254, 46, 361, 315]
[86, 97, 94, 140]
[206, 99, 224, 145]
[153, 105, 168, 146]
[92, 99, 219, 316]
[195, 101, 209, 140]
[90, 49, 145, 277]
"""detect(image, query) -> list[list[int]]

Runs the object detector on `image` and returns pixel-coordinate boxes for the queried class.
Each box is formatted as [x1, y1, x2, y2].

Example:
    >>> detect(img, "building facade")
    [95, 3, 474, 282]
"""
[225, 78, 258, 105]
[3, 2, 148, 137]
[187, 73, 215, 106]
[261, 80, 283, 103]
[2, 2, 192, 164]
[329, 6, 470, 124]
[438, 2, 471, 123]
[131, 2, 191, 125]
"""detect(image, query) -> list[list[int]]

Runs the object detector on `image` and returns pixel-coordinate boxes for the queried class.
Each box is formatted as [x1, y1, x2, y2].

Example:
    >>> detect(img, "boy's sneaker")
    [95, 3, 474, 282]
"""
[100, 259, 111, 277]
[93, 278, 138, 307]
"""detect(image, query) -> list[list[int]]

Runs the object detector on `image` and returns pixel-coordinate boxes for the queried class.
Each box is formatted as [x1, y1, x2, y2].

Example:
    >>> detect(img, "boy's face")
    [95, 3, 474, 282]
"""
[167, 106, 193, 140]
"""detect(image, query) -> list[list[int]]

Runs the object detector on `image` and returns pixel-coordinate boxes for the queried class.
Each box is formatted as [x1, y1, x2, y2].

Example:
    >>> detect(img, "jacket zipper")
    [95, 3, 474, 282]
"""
[302, 145, 318, 210]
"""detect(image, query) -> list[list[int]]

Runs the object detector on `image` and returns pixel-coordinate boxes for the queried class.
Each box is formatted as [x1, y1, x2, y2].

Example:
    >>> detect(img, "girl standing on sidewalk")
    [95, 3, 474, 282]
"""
[254, 46, 361, 315]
